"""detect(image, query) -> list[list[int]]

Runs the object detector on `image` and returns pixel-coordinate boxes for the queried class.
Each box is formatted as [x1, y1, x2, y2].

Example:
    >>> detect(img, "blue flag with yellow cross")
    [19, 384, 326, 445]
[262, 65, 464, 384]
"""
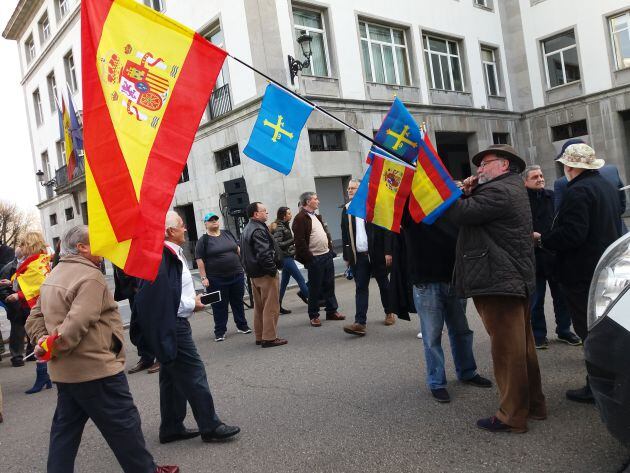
[244, 84, 314, 175]
[371, 97, 420, 165]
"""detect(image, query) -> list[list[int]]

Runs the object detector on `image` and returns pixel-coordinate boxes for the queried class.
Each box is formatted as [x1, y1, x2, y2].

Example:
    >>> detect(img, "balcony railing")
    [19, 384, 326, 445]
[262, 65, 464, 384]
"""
[208, 83, 232, 120]
[55, 153, 85, 189]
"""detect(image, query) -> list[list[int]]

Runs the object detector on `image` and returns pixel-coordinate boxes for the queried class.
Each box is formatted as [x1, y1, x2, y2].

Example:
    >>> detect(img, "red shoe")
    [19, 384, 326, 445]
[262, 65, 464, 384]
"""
[155, 466, 180, 473]
[326, 312, 345, 321]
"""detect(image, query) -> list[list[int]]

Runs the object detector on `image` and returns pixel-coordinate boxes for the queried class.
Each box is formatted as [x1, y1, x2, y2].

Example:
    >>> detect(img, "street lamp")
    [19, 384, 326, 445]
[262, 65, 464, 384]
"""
[36, 169, 56, 187]
[288, 33, 313, 85]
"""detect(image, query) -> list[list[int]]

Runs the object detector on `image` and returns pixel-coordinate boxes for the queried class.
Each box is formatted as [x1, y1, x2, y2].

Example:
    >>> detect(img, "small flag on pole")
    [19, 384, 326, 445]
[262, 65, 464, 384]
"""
[244, 84, 314, 175]
[38, 332, 61, 362]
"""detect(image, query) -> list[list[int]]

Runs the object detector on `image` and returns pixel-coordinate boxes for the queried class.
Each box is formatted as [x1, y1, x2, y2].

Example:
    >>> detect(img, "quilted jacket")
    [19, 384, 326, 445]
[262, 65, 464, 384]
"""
[447, 172, 535, 299]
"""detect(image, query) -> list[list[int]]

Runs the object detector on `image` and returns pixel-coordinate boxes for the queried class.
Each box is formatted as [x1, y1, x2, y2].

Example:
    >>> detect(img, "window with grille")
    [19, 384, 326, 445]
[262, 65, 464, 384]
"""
[65, 207, 74, 221]
[551, 120, 588, 141]
[179, 163, 190, 183]
[423, 35, 464, 92]
[215, 145, 241, 171]
[492, 132, 510, 145]
[542, 30, 580, 88]
[360, 21, 410, 85]
[50, 214, 58, 226]
[308, 130, 345, 151]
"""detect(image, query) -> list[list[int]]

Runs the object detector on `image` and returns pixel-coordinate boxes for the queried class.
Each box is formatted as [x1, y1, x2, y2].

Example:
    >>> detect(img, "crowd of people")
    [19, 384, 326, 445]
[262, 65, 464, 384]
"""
[0, 139, 625, 470]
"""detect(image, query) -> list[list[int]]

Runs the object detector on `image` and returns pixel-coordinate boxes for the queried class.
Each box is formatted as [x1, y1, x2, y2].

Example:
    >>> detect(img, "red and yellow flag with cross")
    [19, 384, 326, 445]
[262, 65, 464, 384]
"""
[82, 0, 227, 280]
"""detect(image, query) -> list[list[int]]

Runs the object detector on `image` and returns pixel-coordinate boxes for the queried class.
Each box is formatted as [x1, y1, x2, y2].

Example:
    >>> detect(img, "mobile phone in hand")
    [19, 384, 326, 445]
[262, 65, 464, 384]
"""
[200, 290, 222, 305]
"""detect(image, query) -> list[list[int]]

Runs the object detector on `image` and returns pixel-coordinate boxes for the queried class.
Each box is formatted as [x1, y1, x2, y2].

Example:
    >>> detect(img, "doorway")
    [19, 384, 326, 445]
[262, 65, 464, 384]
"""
[314, 176, 349, 249]
[174, 203, 198, 269]
[435, 132, 473, 180]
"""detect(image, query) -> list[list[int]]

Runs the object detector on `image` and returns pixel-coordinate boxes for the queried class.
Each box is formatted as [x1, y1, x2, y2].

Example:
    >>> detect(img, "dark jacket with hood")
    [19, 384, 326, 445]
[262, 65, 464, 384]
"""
[270, 219, 296, 258]
[448, 172, 535, 299]
[527, 187, 557, 278]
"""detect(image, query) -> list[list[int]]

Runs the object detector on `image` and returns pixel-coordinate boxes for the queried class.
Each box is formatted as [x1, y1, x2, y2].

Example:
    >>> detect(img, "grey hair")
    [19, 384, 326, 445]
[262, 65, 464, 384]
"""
[348, 178, 361, 186]
[522, 164, 541, 180]
[299, 192, 316, 207]
[60, 225, 89, 256]
[164, 210, 181, 238]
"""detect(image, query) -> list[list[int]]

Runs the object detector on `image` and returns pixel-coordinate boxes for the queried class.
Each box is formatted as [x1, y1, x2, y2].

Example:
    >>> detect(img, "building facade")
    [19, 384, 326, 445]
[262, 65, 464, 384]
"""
[4, 0, 630, 261]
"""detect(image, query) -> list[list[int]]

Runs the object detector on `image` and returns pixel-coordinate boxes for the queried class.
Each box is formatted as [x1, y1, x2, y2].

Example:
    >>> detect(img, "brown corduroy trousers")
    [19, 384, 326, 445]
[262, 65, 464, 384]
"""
[473, 295, 547, 431]
[251, 274, 280, 342]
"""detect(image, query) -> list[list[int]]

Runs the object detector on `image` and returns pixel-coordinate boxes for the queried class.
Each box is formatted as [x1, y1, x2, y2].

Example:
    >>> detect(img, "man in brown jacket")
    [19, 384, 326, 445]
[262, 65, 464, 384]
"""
[292, 191, 344, 327]
[26, 225, 177, 473]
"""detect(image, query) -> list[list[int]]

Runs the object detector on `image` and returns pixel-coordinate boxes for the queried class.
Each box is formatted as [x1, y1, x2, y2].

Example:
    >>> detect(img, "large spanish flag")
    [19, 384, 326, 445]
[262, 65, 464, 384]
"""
[82, 0, 227, 280]
[12, 253, 51, 308]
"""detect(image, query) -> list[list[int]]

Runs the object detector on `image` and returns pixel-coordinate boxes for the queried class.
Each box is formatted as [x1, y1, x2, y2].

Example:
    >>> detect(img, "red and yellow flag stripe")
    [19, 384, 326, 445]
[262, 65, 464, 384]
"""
[82, 0, 227, 280]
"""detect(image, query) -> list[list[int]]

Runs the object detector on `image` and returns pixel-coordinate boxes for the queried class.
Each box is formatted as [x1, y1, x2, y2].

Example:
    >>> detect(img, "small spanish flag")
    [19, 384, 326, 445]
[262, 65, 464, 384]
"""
[39, 332, 61, 362]
[82, 0, 227, 280]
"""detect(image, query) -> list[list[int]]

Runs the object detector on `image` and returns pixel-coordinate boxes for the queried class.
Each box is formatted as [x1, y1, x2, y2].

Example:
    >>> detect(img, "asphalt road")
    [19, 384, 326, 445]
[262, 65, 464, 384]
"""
[0, 278, 628, 472]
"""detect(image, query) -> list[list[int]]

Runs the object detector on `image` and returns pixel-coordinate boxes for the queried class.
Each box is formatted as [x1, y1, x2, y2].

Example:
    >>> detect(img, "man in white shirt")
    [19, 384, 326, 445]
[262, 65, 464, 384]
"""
[133, 211, 240, 445]
[341, 179, 394, 336]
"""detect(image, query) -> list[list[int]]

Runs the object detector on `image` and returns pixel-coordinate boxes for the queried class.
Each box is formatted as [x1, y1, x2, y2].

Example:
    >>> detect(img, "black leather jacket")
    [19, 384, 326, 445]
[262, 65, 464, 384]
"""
[270, 219, 296, 258]
[239, 219, 280, 278]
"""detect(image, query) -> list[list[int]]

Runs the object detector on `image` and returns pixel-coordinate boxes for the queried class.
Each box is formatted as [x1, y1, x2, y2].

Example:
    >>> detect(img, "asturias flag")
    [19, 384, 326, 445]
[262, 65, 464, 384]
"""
[244, 84, 314, 175]
[59, 94, 82, 181]
[82, 0, 227, 280]
[408, 133, 462, 224]
[348, 151, 414, 233]
[371, 97, 420, 165]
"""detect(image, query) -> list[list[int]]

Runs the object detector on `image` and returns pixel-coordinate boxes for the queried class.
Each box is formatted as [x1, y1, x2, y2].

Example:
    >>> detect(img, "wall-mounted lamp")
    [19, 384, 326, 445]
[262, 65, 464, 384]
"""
[36, 169, 56, 187]
[288, 34, 313, 85]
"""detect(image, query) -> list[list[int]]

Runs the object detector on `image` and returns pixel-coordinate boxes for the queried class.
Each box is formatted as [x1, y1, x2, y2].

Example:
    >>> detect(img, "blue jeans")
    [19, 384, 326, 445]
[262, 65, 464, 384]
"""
[159, 318, 222, 437]
[352, 253, 390, 325]
[530, 273, 573, 342]
[413, 283, 478, 390]
[279, 256, 309, 303]
[207, 273, 248, 337]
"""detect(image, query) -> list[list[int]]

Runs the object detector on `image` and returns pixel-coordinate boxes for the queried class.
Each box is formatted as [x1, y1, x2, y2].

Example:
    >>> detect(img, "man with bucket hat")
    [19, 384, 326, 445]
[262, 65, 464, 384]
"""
[447, 144, 546, 433]
[535, 143, 622, 403]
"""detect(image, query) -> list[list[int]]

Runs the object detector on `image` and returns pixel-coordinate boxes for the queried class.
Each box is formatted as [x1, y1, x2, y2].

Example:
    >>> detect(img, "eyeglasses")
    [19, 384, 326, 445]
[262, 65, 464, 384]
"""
[479, 158, 505, 169]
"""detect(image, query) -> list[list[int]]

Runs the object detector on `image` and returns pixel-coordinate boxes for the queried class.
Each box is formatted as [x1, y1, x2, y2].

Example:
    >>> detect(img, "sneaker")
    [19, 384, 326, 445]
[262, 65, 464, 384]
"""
[431, 388, 451, 403]
[237, 327, 252, 334]
[535, 338, 549, 349]
[214, 335, 226, 342]
[476, 416, 526, 433]
[384, 313, 396, 326]
[557, 332, 582, 346]
[280, 307, 292, 315]
[464, 374, 493, 388]
[566, 385, 595, 404]
[343, 323, 366, 336]
[417, 332, 423, 339]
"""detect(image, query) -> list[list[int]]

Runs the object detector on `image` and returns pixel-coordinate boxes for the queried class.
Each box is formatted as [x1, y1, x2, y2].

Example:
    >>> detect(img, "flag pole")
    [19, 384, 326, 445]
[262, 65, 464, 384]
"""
[227, 53, 411, 166]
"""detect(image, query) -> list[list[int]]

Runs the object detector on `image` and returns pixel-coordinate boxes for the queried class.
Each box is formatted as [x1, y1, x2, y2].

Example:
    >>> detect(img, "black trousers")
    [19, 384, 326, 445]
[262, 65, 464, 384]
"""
[560, 282, 589, 341]
[129, 295, 155, 364]
[159, 317, 222, 437]
[306, 251, 338, 319]
[9, 315, 26, 362]
[48, 372, 155, 473]
[352, 253, 390, 325]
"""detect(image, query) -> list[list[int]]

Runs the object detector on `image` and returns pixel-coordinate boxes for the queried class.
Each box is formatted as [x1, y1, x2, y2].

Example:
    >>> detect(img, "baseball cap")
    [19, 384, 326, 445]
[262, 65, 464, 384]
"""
[203, 212, 219, 222]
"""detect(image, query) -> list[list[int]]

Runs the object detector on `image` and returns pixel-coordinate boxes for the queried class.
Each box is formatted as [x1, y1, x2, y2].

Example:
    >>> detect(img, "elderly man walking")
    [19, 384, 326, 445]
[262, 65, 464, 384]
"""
[132, 211, 240, 445]
[536, 143, 622, 403]
[292, 191, 344, 327]
[240, 202, 287, 348]
[25, 225, 177, 473]
[448, 144, 546, 433]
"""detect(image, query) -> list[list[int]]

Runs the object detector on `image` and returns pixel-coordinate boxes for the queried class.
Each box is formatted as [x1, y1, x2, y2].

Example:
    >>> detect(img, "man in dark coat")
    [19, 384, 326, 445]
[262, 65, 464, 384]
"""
[448, 144, 546, 433]
[523, 165, 580, 349]
[342, 179, 394, 336]
[537, 143, 622, 403]
[133, 211, 240, 444]
[0, 248, 28, 367]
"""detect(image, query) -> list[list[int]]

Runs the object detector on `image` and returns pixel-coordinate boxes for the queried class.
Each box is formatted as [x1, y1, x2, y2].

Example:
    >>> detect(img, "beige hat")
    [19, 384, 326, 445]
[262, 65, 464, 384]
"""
[556, 143, 604, 170]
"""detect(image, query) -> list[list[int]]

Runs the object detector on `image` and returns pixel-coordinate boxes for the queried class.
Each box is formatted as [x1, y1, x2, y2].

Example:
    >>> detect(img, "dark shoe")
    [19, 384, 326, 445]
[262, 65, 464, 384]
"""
[557, 332, 582, 346]
[464, 374, 493, 388]
[431, 388, 451, 403]
[201, 423, 241, 442]
[280, 307, 292, 315]
[214, 335, 226, 342]
[128, 359, 153, 374]
[325, 312, 345, 321]
[310, 317, 322, 327]
[11, 358, 25, 367]
[147, 362, 161, 374]
[25, 363, 52, 394]
[566, 385, 595, 404]
[237, 327, 252, 334]
[535, 338, 549, 350]
[343, 323, 366, 336]
[297, 291, 308, 304]
[255, 340, 262, 346]
[155, 466, 180, 473]
[160, 428, 200, 444]
[0, 412, 3, 423]
[261, 338, 288, 348]
[476, 416, 526, 433]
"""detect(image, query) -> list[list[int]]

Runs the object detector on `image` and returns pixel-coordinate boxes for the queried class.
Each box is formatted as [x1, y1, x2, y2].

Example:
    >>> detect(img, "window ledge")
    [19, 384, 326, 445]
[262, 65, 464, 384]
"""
[473, 4, 494, 13]
[487, 95, 507, 110]
[299, 75, 340, 98]
[429, 89, 473, 107]
[612, 67, 630, 87]
[365, 83, 421, 103]
[544, 80, 582, 104]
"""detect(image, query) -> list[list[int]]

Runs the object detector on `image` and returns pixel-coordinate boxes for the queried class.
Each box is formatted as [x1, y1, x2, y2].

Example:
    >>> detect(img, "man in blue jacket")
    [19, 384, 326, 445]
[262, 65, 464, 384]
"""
[133, 211, 240, 444]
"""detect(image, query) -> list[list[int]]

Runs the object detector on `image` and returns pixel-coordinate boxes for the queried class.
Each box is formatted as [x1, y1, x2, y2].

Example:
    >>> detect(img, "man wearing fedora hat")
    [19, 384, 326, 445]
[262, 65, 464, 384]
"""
[448, 144, 546, 433]
[535, 143, 622, 403]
